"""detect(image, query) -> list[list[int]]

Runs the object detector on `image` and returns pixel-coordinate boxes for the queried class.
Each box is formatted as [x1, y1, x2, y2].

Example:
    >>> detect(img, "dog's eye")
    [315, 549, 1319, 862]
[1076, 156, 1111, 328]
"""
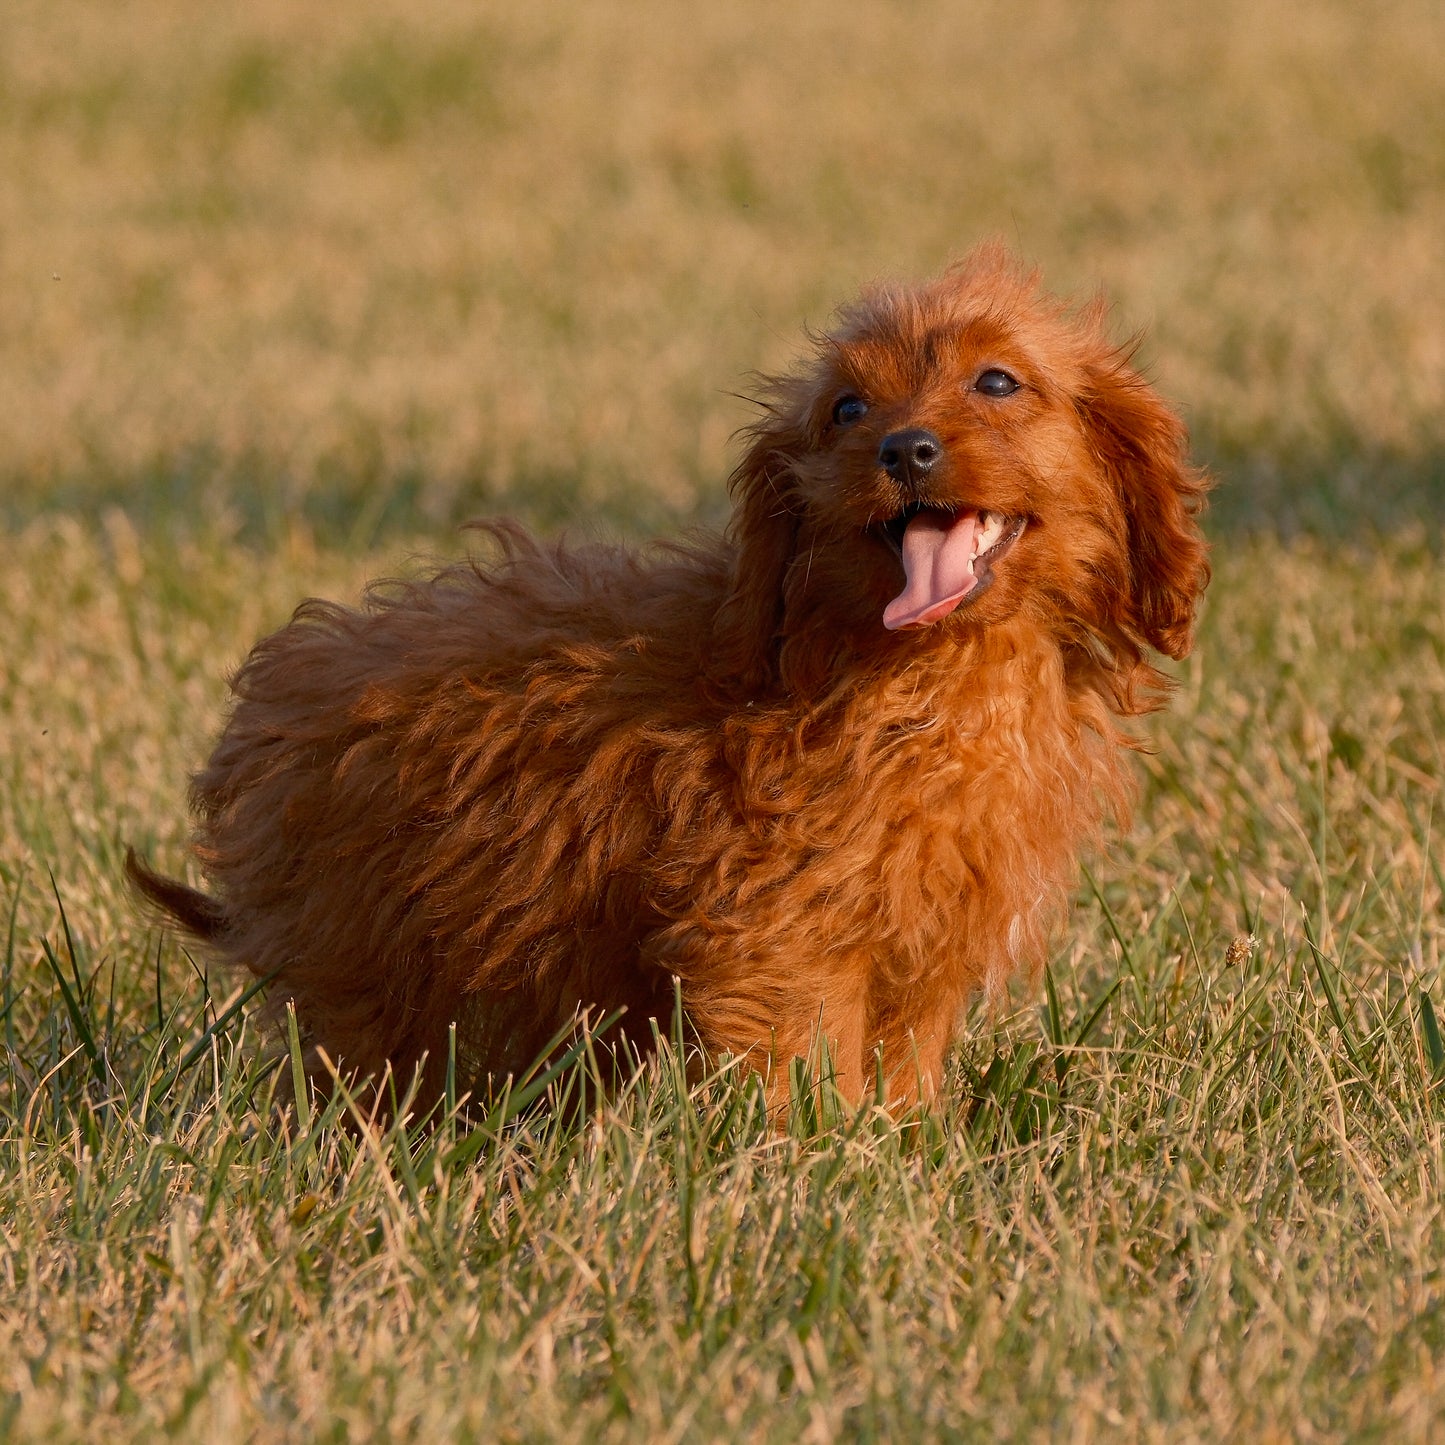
[975, 369, 1020, 398]
[832, 395, 869, 427]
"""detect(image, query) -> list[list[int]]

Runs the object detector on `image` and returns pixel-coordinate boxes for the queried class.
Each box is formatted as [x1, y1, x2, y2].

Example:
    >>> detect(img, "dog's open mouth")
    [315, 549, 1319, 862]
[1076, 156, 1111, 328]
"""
[877, 506, 1026, 631]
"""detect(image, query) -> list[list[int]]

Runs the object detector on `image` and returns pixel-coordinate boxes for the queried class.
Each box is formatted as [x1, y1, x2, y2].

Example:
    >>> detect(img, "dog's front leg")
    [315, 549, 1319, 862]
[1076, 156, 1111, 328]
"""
[650, 928, 874, 1112]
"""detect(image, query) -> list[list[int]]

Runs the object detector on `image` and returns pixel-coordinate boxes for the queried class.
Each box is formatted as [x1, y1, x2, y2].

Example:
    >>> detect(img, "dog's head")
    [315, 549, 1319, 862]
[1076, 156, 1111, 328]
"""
[715, 245, 1210, 711]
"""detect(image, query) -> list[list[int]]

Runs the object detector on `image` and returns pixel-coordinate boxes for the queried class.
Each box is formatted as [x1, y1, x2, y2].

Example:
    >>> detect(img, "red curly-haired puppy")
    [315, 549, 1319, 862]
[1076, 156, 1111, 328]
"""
[129, 245, 1209, 1114]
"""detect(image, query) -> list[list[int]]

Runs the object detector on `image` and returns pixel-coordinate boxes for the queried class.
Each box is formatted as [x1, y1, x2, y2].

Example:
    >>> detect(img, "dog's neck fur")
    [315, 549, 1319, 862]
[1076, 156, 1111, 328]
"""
[708, 607, 1132, 957]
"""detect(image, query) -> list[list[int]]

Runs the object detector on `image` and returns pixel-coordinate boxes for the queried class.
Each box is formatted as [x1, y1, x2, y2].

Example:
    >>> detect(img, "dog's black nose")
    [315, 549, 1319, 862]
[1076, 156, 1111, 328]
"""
[878, 429, 942, 487]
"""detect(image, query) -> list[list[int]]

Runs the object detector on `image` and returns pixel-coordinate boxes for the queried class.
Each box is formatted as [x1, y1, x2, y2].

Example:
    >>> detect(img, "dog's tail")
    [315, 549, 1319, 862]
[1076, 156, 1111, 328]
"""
[125, 847, 228, 942]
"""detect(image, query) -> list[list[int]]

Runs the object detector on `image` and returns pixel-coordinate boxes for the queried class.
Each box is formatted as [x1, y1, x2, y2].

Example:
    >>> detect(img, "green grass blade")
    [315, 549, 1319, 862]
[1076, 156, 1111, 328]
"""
[1418, 991, 1445, 1083]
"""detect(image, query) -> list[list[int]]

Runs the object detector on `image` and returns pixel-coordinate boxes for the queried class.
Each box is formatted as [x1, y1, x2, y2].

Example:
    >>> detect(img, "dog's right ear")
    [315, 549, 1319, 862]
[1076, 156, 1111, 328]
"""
[711, 408, 805, 692]
[1079, 349, 1211, 663]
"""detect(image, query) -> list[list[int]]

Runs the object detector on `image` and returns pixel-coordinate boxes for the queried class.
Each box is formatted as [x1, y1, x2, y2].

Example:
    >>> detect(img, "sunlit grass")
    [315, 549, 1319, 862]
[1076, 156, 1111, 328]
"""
[4, 517, 1445, 1438]
[3, 0, 1442, 536]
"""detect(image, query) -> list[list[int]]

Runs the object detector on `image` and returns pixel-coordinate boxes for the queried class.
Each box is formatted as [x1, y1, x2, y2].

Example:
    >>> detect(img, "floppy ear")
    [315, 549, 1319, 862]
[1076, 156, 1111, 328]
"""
[710, 410, 805, 692]
[1082, 360, 1210, 660]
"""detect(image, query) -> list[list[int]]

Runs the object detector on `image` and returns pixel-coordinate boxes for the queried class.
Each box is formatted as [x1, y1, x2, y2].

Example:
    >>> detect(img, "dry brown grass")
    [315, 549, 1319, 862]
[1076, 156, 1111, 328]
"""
[3, 0, 1442, 532]
[5, 515, 1445, 1439]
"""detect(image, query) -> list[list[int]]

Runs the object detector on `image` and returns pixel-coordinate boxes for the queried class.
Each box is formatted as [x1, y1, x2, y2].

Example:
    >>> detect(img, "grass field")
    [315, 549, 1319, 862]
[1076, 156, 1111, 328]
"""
[4, 0, 1445, 1439]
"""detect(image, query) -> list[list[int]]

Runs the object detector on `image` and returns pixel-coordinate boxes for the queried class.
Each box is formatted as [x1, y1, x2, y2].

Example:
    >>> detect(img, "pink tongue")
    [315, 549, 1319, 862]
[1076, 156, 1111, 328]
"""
[882, 509, 982, 631]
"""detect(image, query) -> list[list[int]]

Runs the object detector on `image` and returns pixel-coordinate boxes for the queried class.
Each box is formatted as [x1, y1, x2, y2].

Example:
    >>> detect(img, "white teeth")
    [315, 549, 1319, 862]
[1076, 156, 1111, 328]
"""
[974, 511, 1004, 557]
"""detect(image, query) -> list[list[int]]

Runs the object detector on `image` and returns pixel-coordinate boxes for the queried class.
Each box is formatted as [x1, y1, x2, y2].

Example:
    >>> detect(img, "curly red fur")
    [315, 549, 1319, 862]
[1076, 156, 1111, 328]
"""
[129, 245, 1209, 1113]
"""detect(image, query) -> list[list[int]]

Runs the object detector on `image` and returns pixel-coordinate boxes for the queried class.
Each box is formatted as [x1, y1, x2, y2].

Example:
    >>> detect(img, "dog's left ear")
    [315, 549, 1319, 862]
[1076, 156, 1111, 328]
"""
[1081, 358, 1210, 660]
[711, 413, 804, 691]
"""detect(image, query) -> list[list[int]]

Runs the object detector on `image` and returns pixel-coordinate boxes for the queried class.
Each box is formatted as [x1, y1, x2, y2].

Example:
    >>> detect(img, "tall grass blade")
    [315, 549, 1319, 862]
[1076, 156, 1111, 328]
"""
[1418, 991, 1445, 1083]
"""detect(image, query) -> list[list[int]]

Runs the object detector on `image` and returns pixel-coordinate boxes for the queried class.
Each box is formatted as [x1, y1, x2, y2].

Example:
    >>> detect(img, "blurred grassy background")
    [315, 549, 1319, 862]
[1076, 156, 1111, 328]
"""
[4, 0, 1442, 541]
